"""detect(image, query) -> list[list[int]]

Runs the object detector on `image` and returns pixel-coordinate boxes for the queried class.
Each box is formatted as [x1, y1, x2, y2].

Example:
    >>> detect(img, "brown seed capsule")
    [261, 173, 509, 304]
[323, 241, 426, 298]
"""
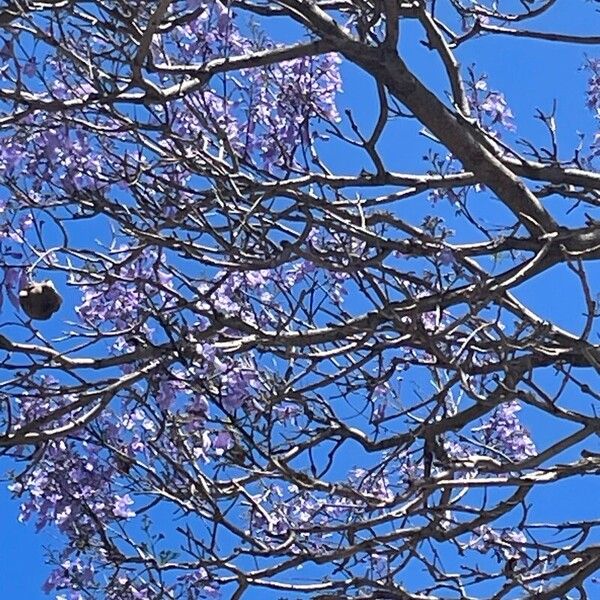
[19, 280, 63, 321]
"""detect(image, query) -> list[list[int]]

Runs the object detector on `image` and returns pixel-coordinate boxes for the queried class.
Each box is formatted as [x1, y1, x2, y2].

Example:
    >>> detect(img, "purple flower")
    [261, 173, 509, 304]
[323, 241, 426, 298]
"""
[221, 367, 260, 411]
[467, 526, 528, 563]
[480, 92, 515, 131]
[438, 248, 455, 265]
[213, 430, 233, 455]
[273, 403, 301, 422]
[586, 58, 600, 111]
[112, 494, 136, 519]
[474, 401, 536, 461]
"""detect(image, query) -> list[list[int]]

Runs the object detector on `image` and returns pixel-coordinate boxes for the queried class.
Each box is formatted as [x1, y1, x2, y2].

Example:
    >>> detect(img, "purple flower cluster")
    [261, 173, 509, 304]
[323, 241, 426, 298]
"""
[249, 483, 356, 551]
[466, 70, 516, 134]
[43, 557, 94, 598]
[8, 380, 233, 597]
[77, 246, 172, 338]
[155, 1, 341, 170]
[8, 438, 131, 533]
[585, 58, 600, 157]
[0, 119, 106, 195]
[473, 401, 536, 461]
[249, 467, 400, 553]
[0, 1, 342, 216]
[585, 58, 600, 113]
[466, 525, 528, 563]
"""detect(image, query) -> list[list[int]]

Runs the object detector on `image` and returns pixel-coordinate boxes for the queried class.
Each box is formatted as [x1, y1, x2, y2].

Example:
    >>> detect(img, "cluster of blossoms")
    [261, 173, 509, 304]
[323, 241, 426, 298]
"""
[249, 470, 397, 555]
[43, 557, 218, 600]
[0, 1, 342, 208]
[473, 400, 537, 462]
[9, 438, 133, 532]
[465, 70, 516, 133]
[465, 525, 529, 563]
[9, 379, 229, 597]
[0, 109, 108, 196]
[197, 227, 361, 330]
[0, 202, 36, 313]
[77, 246, 173, 335]
[586, 58, 600, 114]
[154, 1, 341, 171]
[585, 57, 600, 158]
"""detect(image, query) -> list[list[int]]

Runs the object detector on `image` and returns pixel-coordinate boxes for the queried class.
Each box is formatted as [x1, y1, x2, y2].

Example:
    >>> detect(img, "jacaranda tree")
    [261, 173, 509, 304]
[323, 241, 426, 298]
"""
[1, 0, 599, 598]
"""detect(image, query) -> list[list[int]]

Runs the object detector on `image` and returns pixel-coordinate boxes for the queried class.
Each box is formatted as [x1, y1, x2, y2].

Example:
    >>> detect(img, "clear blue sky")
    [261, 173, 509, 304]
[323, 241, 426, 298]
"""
[1, 1, 599, 598]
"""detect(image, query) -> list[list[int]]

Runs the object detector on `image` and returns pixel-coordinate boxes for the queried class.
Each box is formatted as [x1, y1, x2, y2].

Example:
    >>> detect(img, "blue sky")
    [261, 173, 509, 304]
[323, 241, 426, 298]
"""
[1, 1, 599, 598]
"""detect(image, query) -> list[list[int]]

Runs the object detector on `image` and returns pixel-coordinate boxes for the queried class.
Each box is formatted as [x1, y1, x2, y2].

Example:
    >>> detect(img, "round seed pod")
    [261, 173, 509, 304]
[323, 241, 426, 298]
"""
[19, 280, 63, 321]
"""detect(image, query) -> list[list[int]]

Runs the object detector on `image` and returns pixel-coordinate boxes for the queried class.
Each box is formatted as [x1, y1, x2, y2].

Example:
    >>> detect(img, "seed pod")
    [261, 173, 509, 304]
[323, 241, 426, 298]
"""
[19, 280, 62, 321]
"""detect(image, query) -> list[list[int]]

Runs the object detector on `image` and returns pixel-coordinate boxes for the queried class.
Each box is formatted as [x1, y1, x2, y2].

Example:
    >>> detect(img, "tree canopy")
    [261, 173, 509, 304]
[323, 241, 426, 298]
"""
[0, 0, 599, 598]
